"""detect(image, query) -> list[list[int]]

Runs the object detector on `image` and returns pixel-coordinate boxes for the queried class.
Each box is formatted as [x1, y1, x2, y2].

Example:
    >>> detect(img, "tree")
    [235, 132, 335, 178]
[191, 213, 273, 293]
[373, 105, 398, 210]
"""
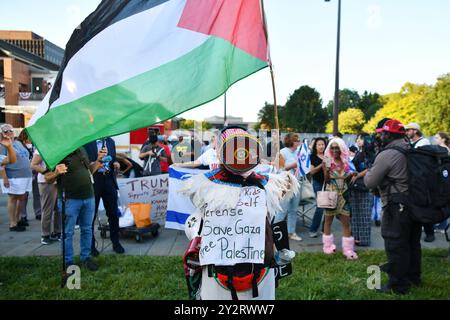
[326, 88, 361, 119]
[417, 73, 450, 135]
[255, 102, 284, 130]
[359, 91, 384, 120]
[325, 108, 365, 134]
[283, 85, 328, 132]
[363, 82, 430, 133]
[179, 119, 211, 130]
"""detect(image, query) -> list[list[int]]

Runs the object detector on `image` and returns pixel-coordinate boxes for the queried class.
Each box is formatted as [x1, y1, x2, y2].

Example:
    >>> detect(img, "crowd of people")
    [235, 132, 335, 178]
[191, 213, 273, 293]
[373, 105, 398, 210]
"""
[1, 121, 449, 295]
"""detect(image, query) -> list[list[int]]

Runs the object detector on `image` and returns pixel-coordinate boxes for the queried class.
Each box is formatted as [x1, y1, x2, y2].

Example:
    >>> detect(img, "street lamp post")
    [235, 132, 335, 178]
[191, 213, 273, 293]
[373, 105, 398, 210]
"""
[326, 0, 341, 136]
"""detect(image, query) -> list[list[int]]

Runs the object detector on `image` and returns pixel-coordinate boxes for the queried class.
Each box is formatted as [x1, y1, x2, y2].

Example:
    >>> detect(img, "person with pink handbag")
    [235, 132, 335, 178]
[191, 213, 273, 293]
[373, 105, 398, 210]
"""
[321, 138, 358, 260]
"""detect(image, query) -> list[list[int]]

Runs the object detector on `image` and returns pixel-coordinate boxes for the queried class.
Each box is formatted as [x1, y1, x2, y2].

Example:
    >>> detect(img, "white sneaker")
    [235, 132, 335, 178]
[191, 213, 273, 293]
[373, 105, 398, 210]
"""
[309, 232, 319, 238]
[276, 249, 296, 265]
[288, 233, 302, 241]
[279, 249, 296, 261]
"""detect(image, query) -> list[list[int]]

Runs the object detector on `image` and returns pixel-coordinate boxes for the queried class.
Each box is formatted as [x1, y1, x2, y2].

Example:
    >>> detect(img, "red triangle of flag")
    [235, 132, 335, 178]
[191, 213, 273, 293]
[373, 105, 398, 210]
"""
[178, 0, 268, 62]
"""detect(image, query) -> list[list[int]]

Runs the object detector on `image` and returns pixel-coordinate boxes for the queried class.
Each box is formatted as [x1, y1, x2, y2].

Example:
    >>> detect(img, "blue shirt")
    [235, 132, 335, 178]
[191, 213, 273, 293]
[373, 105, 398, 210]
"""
[0, 141, 32, 178]
[280, 147, 299, 175]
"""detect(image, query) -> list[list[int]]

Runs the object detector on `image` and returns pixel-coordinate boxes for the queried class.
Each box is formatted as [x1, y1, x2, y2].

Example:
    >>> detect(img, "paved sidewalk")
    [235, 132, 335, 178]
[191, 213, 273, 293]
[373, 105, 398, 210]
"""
[0, 194, 448, 257]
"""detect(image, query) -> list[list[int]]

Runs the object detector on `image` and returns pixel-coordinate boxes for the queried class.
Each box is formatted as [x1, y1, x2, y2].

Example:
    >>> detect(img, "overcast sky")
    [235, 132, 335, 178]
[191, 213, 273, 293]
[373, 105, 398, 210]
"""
[2, 0, 450, 122]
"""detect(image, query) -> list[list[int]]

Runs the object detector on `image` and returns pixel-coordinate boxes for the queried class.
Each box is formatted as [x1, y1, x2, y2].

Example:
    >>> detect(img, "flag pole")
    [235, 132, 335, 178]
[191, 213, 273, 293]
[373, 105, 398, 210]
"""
[260, 0, 280, 159]
[260, 0, 279, 131]
[60, 174, 67, 288]
[224, 92, 227, 126]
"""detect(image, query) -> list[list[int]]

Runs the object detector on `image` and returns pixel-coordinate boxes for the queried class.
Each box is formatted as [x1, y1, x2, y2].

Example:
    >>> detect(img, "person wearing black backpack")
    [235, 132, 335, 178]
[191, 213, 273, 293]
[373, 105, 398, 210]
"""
[405, 122, 435, 242]
[364, 119, 421, 295]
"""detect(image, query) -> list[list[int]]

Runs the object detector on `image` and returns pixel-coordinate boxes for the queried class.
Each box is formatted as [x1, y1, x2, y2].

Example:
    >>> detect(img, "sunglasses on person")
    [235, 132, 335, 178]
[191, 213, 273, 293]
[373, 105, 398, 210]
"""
[2, 130, 13, 134]
[330, 146, 340, 150]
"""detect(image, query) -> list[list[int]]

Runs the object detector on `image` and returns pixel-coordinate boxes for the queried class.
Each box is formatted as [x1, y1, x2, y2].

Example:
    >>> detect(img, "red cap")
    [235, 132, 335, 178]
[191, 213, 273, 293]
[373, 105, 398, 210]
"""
[375, 119, 405, 134]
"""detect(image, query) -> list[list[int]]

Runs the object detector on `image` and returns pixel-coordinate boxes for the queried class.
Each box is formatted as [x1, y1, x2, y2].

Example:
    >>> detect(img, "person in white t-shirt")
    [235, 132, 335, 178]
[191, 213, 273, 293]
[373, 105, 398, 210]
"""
[405, 122, 431, 148]
[172, 135, 220, 170]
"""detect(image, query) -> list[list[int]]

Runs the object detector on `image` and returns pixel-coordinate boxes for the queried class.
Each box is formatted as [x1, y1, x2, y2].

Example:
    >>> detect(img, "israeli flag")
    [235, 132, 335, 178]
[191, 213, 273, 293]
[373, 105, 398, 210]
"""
[166, 164, 274, 230]
[297, 141, 311, 177]
[348, 159, 356, 173]
[165, 166, 207, 230]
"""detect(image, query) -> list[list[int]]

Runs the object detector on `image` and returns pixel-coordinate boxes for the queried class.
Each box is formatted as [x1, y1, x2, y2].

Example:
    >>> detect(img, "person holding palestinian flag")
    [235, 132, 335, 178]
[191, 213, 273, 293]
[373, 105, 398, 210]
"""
[181, 126, 299, 300]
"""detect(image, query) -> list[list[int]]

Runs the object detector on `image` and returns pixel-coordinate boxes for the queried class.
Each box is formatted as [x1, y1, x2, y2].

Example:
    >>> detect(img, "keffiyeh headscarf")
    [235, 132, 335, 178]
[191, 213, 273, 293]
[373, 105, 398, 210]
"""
[324, 137, 352, 173]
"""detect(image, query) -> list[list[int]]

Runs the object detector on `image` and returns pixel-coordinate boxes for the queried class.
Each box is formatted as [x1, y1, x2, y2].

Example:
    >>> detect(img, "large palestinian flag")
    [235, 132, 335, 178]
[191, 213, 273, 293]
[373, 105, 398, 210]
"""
[27, 0, 268, 168]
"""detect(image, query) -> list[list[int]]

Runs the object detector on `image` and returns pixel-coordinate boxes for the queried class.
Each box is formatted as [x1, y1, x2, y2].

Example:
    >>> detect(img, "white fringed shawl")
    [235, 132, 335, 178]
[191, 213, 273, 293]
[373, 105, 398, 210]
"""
[178, 171, 300, 220]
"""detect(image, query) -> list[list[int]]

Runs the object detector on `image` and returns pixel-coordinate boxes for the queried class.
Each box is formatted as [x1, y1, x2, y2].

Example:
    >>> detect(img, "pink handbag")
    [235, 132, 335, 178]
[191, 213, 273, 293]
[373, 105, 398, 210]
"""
[316, 184, 338, 209]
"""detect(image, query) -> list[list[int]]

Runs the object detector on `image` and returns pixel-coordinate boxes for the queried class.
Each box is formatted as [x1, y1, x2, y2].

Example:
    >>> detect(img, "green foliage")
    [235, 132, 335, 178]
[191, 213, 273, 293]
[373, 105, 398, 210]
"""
[417, 73, 450, 135]
[255, 102, 284, 130]
[180, 119, 211, 130]
[254, 76, 445, 136]
[1, 249, 449, 300]
[326, 89, 361, 119]
[359, 91, 384, 120]
[363, 82, 430, 133]
[325, 108, 365, 134]
[283, 85, 328, 132]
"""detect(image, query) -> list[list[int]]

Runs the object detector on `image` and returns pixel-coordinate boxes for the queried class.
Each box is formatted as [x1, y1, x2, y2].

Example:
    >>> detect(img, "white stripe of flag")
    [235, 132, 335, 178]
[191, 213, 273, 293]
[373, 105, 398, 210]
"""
[297, 140, 311, 177]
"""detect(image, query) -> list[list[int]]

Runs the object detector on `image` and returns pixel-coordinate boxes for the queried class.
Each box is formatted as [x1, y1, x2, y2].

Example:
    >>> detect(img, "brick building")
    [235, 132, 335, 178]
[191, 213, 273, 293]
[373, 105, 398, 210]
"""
[0, 31, 64, 127]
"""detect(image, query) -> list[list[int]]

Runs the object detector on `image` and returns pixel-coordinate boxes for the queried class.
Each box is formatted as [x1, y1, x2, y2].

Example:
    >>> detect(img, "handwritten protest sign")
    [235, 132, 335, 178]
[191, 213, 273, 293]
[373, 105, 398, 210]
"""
[198, 186, 267, 266]
[117, 175, 169, 224]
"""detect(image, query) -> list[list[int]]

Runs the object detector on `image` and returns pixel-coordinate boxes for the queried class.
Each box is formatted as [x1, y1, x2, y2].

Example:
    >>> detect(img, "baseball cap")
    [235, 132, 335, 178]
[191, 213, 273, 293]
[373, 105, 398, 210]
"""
[376, 118, 391, 130]
[375, 119, 405, 134]
[404, 122, 421, 130]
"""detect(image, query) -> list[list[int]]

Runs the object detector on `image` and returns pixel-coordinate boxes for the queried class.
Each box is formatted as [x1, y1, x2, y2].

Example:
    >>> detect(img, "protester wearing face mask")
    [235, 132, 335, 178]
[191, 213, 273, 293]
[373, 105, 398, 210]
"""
[140, 133, 168, 176]
[364, 119, 421, 295]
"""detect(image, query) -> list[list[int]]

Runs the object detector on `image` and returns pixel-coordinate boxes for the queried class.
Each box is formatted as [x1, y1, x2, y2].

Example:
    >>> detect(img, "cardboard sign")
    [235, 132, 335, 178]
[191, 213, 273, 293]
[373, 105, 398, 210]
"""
[199, 186, 267, 266]
[117, 175, 169, 225]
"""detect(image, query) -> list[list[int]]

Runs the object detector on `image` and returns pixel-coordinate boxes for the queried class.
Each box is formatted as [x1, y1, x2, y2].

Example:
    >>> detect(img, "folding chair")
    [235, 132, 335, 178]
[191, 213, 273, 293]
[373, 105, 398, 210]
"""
[295, 176, 317, 228]
[297, 198, 316, 228]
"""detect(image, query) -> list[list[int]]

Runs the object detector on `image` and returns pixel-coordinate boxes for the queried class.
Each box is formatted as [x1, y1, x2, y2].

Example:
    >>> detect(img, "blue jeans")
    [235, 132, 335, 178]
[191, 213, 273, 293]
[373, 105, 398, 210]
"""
[58, 197, 95, 265]
[309, 179, 324, 233]
[435, 219, 448, 230]
[274, 192, 301, 234]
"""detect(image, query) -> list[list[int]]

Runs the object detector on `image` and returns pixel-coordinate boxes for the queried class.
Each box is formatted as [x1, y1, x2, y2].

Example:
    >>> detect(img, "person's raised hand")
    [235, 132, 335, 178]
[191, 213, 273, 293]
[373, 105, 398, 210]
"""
[0, 136, 12, 148]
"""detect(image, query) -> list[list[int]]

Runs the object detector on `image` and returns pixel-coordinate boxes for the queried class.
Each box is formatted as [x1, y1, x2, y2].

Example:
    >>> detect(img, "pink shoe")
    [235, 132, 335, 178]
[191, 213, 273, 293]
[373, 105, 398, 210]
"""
[342, 236, 358, 260]
[322, 234, 336, 254]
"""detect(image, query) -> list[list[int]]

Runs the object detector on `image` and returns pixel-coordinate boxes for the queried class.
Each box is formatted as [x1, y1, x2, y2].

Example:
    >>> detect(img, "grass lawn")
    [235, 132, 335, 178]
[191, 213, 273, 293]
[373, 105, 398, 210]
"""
[0, 249, 448, 300]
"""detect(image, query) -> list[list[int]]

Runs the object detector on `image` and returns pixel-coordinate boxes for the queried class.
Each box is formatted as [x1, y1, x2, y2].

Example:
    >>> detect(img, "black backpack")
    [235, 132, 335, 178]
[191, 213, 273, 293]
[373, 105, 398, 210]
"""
[387, 145, 450, 224]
